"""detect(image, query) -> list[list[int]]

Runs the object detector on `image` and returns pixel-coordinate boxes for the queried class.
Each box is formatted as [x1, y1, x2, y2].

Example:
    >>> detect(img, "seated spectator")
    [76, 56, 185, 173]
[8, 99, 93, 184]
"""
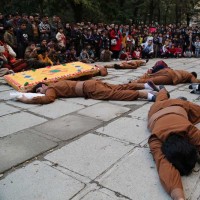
[100, 46, 112, 62]
[160, 40, 170, 58]
[132, 46, 142, 60]
[119, 47, 132, 60]
[25, 42, 49, 69]
[48, 44, 59, 65]
[141, 39, 154, 59]
[0, 39, 28, 72]
[37, 48, 53, 66]
[66, 46, 78, 62]
[57, 48, 68, 64]
[183, 46, 193, 58]
[3, 24, 17, 53]
[79, 48, 93, 63]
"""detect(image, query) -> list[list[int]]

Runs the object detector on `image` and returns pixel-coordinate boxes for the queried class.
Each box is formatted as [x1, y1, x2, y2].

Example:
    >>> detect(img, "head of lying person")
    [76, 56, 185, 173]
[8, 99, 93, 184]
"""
[191, 72, 197, 78]
[162, 133, 197, 176]
[31, 82, 48, 94]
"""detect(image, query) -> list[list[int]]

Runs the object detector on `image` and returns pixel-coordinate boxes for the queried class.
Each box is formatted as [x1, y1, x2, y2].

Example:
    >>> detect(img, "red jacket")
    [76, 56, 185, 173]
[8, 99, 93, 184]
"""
[110, 29, 122, 51]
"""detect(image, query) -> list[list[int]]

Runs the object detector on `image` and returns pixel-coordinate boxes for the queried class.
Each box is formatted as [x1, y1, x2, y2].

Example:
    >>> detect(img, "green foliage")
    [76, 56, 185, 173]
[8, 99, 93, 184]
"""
[0, 0, 199, 24]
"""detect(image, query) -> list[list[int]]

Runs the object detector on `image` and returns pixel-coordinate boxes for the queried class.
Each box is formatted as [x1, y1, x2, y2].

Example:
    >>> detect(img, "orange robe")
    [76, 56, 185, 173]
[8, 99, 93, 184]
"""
[28, 80, 144, 104]
[136, 68, 200, 85]
[148, 90, 200, 199]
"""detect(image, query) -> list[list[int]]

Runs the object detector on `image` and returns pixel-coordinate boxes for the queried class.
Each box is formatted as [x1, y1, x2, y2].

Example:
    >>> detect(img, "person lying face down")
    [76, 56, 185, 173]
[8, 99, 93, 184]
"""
[132, 60, 200, 85]
[17, 79, 159, 104]
[105, 59, 147, 69]
[148, 88, 200, 200]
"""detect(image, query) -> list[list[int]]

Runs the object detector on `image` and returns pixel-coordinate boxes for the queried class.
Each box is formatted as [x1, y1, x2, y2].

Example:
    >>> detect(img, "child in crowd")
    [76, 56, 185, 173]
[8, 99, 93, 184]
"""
[183, 46, 193, 58]
[119, 47, 132, 60]
[100, 46, 112, 62]
[132, 46, 142, 59]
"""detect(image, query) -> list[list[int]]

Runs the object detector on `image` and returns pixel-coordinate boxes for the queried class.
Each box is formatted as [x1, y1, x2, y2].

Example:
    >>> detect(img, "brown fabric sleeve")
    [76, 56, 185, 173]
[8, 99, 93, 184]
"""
[187, 102, 200, 124]
[191, 76, 200, 83]
[187, 125, 200, 151]
[28, 88, 57, 104]
[148, 136, 184, 199]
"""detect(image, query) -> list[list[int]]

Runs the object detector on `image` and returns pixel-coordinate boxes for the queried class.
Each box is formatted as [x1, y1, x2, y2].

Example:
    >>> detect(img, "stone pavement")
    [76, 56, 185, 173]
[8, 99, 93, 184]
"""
[0, 58, 200, 200]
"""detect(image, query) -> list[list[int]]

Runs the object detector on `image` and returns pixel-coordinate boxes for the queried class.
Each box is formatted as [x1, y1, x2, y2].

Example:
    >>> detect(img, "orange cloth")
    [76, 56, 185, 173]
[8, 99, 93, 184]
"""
[148, 90, 200, 199]
[28, 80, 143, 104]
[136, 68, 200, 84]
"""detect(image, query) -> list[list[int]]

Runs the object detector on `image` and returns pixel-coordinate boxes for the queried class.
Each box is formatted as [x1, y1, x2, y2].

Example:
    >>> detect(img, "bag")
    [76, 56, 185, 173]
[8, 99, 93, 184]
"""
[111, 39, 117, 46]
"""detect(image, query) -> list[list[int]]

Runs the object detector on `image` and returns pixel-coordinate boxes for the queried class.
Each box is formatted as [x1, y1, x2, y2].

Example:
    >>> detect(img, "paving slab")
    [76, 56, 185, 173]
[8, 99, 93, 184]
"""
[109, 99, 147, 106]
[45, 134, 133, 179]
[29, 100, 84, 119]
[0, 84, 13, 91]
[33, 114, 102, 140]
[0, 161, 84, 200]
[96, 117, 149, 144]
[0, 112, 47, 137]
[0, 103, 19, 117]
[63, 97, 101, 106]
[73, 188, 128, 200]
[6, 100, 39, 109]
[98, 148, 171, 200]
[110, 75, 134, 83]
[0, 130, 57, 173]
[170, 90, 199, 102]
[0, 90, 15, 100]
[129, 103, 153, 120]
[78, 102, 130, 121]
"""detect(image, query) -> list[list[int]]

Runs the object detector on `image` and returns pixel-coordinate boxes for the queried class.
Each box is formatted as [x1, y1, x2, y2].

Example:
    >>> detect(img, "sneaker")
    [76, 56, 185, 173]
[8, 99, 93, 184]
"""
[147, 80, 160, 92]
[117, 58, 120, 61]
[113, 59, 116, 61]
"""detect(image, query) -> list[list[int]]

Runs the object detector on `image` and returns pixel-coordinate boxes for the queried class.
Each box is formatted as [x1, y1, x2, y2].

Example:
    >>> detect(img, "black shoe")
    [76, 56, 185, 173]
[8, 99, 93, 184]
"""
[114, 64, 121, 69]
[189, 84, 200, 90]
[147, 80, 160, 92]
[177, 96, 187, 101]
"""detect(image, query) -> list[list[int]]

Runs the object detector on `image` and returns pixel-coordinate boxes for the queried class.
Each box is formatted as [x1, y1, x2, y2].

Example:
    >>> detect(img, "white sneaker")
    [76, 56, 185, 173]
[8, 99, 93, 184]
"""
[117, 58, 120, 61]
[113, 59, 116, 61]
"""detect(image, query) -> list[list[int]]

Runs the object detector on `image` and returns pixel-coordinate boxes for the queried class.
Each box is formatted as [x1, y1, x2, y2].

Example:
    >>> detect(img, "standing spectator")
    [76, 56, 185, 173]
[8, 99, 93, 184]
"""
[31, 13, 40, 43]
[7, 12, 20, 33]
[16, 20, 29, 58]
[56, 27, 66, 49]
[110, 24, 122, 60]
[193, 37, 200, 57]
[38, 15, 51, 41]
[50, 15, 58, 39]
[0, 13, 6, 39]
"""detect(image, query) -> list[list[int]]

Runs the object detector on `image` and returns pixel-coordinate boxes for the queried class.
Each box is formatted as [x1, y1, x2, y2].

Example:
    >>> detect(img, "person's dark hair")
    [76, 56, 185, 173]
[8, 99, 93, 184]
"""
[162, 133, 197, 176]
[191, 72, 197, 78]
[31, 82, 47, 93]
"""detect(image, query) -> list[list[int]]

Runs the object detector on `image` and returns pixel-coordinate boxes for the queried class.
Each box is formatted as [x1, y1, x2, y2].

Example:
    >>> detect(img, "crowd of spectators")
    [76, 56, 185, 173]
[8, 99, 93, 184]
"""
[1, 12, 200, 75]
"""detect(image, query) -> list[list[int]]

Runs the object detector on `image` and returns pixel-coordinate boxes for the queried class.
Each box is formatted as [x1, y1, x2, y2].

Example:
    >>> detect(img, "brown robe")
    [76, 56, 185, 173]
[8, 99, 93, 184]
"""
[105, 60, 146, 69]
[148, 90, 200, 199]
[135, 68, 200, 85]
[28, 80, 144, 104]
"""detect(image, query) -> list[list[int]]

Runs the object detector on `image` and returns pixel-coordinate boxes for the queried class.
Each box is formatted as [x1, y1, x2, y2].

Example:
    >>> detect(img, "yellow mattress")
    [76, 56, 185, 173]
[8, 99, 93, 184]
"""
[4, 62, 99, 92]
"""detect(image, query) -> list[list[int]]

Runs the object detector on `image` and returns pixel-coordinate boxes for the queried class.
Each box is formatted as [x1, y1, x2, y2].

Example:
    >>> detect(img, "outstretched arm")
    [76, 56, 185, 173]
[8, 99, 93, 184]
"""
[149, 135, 185, 200]
[17, 88, 57, 104]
